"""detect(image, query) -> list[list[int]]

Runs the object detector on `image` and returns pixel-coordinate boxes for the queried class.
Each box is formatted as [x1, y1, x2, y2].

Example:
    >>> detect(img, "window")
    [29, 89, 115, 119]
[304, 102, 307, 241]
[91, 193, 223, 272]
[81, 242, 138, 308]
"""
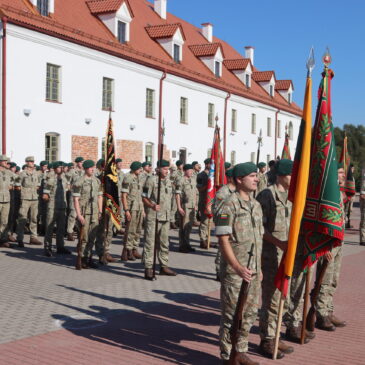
[117, 21, 127, 43]
[101, 138, 106, 159]
[231, 109, 237, 132]
[277, 120, 281, 138]
[179, 148, 187, 164]
[207, 148, 212, 158]
[267, 117, 272, 137]
[46, 63, 60, 102]
[173, 44, 181, 63]
[245, 74, 251, 88]
[251, 113, 256, 134]
[37, 0, 49, 16]
[180, 97, 188, 124]
[231, 151, 236, 166]
[288, 93, 292, 104]
[251, 152, 256, 164]
[269, 85, 274, 97]
[102, 77, 114, 110]
[145, 142, 154, 164]
[214, 61, 221, 77]
[289, 121, 294, 140]
[208, 103, 215, 127]
[45, 133, 59, 162]
[146, 88, 155, 118]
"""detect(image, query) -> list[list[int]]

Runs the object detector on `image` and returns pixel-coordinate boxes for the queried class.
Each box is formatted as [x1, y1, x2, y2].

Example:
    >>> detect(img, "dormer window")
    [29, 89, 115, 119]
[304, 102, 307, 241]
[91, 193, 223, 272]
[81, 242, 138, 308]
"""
[288, 92, 292, 104]
[275, 80, 294, 103]
[245, 74, 251, 88]
[270, 85, 274, 97]
[223, 58, 252, 87]
[189, 43, 224, 77]
[252, 71, 276, 96]
[37, 0, 48, 16]
[173, 44, 181, 63]
[118, 21, 127, 44]
[215, 61, 221, 77]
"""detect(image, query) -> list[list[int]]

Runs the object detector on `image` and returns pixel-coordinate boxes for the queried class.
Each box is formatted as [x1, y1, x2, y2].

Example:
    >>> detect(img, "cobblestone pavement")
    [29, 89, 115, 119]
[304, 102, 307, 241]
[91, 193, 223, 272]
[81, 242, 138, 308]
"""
[0, 198, 364, 364]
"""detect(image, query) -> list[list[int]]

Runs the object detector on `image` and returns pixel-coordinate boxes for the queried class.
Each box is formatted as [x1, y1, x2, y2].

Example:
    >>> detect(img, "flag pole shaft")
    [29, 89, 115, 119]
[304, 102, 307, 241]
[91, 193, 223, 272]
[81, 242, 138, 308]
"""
[273, 294, 285, 360]
[301, 266, 311, 344]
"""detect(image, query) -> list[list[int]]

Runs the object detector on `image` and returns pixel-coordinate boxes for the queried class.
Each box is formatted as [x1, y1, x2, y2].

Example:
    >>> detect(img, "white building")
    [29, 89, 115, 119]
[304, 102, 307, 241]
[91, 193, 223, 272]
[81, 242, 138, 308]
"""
[0, 0, 302, 168]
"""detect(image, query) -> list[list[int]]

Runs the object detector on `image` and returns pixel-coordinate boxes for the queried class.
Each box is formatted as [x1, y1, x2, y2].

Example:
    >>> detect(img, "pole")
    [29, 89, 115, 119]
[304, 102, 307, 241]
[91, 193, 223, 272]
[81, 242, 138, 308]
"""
[301, 266, 312, 344]
[272, 281, 287, 360]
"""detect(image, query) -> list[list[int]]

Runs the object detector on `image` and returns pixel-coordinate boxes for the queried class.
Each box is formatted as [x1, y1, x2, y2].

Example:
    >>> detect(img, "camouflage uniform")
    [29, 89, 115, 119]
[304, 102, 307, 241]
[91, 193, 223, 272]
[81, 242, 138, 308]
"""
[72, 175, 102, 259]
[15, 169, 41, 242]
[257, 172, 268, 194]
[170, 168, 182, 225]
[256, 185, 292, 340]
[213, 184, 236, 276]
[360, 179, 365, 244]
[175, 175, 196, 249]
[197, 170, 210, 242]
[38, 170, 48, 234]
[67, 168, 84, 236]
[215, 193, 263, 359]
[43, 173, 68, 251]
[0, 168, 13, 242]
[6, 169, 17, 238]
[142, 175, 172, 268]
[121, 172, 144, 251]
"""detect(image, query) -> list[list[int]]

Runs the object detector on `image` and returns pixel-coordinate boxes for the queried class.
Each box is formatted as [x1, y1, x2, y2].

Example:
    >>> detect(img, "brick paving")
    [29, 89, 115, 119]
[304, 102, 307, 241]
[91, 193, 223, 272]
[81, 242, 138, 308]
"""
[0, 198, 364, 364]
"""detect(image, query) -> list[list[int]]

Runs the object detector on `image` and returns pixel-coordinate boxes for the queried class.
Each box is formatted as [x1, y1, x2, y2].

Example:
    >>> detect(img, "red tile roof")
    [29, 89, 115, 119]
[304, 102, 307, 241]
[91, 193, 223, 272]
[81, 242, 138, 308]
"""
[252, 71, 276, 82]
[189, 43, 224, 58]
[0, 0, 301, 116]
[275, 80, 294, 91]
[87, 0, 122, 14]
[223, 58, 251, 71]
[145, 23, 185, 40]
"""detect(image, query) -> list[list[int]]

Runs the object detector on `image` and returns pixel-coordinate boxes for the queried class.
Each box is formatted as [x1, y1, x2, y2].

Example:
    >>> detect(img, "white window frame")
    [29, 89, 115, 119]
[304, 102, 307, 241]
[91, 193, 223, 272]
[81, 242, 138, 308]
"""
[180, 97, 188, 124]
[251, 152, 256, 164]
[231, 151, 236, 165]
[208, 103, 215, 128]
[46, 63, 61, 102]
[102, 77, 114, 110]
[231, 109, 237, 132]
[267, 117, 272, 137]
[251, 113, 256, 134]
[146, 88, 156, 118]
[277, 119, 281, 138]
[45, 132, 60, 162]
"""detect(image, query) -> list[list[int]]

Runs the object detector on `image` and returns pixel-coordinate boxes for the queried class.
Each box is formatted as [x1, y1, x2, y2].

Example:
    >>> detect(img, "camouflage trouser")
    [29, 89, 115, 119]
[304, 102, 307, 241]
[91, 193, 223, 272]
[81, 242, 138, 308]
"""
[44, 208, 66, 250]
[360, 198, 365, 243]
[199, 209, 210, 242]
[38, 196, 47, 233]
[67, 197, 76, 235]
[215, 246, 221, 275]
[170, 194, 177, 223]
[315, 245, 343, 318]
[142, 219, 169, 269]
[126, 210, 143, 250]
[219, 274, 261, 360]
[0, 202, 10, 241]
[80, 214, 100, 259]
[16, 199, 38, 241]
[178, 207, 194, 248]
[95, 214, 113, 256]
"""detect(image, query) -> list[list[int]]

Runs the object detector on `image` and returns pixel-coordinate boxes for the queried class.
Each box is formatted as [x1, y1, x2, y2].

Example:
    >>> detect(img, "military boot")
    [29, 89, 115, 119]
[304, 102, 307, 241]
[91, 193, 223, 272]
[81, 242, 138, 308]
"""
[127, 249, 136, 261]
[121, 247, 128, 261]
[329, 312, 346, 327]
[8, 235, 16, 242]
[0, 242, 10, 248]
[105, 253, 117, 263]
[67, 233, 74, 242]
[81, 257, 90, 269]
[30, 237, 42, 245]
[316, 316, 336, 331]
[144, 268, 154, 281]
[160, 267, 177, 276]
[227, 352, 260, 365]
[132, 248, 142, 259]
[200, 240, 208, 249]
[88, 258, 99, 269]
[258, 339, 285, 359]
[285, 326, 310, 344]
[278, 340, 294, 354]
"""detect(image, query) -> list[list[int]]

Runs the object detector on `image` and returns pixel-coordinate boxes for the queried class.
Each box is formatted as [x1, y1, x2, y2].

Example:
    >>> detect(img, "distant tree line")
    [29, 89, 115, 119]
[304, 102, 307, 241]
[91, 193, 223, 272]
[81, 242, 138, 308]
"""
[334, 124, 365, 191]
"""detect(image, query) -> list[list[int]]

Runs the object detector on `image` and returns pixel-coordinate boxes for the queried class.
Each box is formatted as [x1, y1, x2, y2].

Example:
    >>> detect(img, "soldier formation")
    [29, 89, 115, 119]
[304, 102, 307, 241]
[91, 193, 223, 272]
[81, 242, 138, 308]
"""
[0, 153, 363, 365]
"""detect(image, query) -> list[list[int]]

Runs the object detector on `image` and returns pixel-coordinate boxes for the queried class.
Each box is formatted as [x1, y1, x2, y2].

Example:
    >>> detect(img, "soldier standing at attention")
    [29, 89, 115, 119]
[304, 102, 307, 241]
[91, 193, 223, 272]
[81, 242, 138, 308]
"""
[175, 163, 197, 253]
[73, 160, 103, 269]
[215, 162, 263, 365]
[139, 161, 153, 190]
[6, 161, 17, 243]
[66, 157, 84, 241]
[38, 160, 49, 235]
[121, 161, 144, 261]
[256, 159, 294, 359]
[197, 158, 212, 249]
[15, 156, 42, 247]
[257, 162, 268, 194]
[0, 155, 13, 248]
[42, 161, 71, 257]
[170, 160, 184, 229]
[360, 169, 365, 246]
[142, 160, 177, 280]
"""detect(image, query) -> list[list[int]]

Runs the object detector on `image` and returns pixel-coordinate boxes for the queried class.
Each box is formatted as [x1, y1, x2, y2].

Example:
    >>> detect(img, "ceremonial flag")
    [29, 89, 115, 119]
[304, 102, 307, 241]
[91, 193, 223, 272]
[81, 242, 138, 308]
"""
[339, 136, 356, 197]
[301, 66, 344, 268]
[281, 130, 292, 160]
[205, 125, 226, 218]
[103, 116, 122, 230]
[274, 63, 312, 297]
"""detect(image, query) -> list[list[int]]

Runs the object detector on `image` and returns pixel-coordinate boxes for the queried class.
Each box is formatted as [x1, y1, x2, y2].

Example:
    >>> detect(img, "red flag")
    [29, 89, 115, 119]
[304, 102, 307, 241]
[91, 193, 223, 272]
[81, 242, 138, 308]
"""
[205, 125, 226, 218]
[281, 131, 292, 160]
[339, 136, 355, 197]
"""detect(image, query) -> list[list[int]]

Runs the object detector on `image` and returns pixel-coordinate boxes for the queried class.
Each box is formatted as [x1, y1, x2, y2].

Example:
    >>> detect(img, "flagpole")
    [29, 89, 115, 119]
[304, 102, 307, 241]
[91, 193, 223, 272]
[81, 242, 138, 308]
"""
[301, 266, 312, 344]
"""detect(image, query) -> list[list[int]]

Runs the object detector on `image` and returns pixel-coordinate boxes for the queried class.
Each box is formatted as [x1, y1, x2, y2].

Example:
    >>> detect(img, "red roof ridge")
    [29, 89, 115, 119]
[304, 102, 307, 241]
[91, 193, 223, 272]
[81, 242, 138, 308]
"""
[189, 42, 225, 58]
[223, 58, 251, 71]
[145, 23, 185, 40]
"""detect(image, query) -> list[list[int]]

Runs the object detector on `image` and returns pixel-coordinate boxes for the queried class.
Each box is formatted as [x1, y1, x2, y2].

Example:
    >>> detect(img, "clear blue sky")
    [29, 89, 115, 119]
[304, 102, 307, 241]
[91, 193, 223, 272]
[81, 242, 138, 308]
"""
[163, 0, 364, 128]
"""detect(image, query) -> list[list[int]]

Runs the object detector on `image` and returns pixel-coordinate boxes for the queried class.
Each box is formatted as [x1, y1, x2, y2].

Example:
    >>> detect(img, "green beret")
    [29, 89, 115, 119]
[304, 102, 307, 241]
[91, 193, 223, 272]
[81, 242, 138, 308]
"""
[142, 161, 151, 167]
[75, 157, 84, 163]
[115, 158, 122, 163]
[233, 162, 257, 178]
[53, 161, 62, 169]
[157, 159, 170, 168]
[9, 162, 16, 168]
[130, 161, 142, 171]
[96, 159, 105, 168]
[337, 162, 344, 169]
[257, 162, 266, 169]
[204, 158, 211, 165]
[48, 162, 53, 169]
[68, 163, 73, 168]
[16, 166, 20, 172]
[276, 159, 293, 176]
[35, 165, 40, 171]
[40, 160, 48, 167]
[22, 164, 27, 170]
[82, 160, 95, 169]
[225, 168, 234, 178]
[224, 162, 232, 169]
[183, 164, 193, 171]
[192, 161, 198, 166]
[176, 160, 183, 167]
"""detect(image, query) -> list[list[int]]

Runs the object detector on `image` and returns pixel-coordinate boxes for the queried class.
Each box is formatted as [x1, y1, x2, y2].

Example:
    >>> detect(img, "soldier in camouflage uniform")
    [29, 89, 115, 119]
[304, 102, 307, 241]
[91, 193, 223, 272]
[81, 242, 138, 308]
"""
[256, 162, 268, 194]
[175, 164, 197, 253]
[266, 160, 276, 186]
[314, 163, 347, 331]
[66, 157, 84, 241]
[359, 168, 365, 246]
[15, 156, 42, 247]
[169, 161, 183, 229]
[6, 161, 18, 243]
[142, 159, 177, 280]
[215, 162, 263, 365]
[121, 161, 144, 261]
[197, 158, 212, 249]
[213, 168, 235, 281]
[256, 159, 294, 359]
[0, 155, 14, 247]
[42, 161, 71, 257]
[139, 162, 152, 189]
[73, 160, 103, 269]
[38, 160, 49, 235]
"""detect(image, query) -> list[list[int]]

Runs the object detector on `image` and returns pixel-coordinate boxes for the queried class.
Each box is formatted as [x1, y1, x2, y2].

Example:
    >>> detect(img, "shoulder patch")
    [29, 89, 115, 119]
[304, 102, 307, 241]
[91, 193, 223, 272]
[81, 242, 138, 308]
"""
[216, 213, 230, 226]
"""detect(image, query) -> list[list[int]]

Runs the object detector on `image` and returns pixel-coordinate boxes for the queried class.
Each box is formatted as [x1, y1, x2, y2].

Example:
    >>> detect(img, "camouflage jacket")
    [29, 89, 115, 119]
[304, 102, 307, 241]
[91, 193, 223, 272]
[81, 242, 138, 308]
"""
[257, 172, 268, 194]
[15, 169, 40, 200]
[0, 168, 14, 203]
[175, 176, 197, 209]
[121, 172, 143, 211]
[213, 184, 236, 221]
[44, 174, 68, 210]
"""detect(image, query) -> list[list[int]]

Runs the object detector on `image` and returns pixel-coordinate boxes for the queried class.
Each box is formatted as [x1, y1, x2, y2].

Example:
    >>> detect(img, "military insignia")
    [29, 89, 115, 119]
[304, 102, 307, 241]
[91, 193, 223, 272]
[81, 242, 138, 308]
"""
[217, 213, 229, 226]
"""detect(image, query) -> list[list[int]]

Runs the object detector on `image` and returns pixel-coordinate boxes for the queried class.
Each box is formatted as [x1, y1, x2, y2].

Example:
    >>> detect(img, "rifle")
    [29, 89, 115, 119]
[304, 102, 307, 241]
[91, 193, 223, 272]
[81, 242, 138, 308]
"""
[75, 224, 84, 270]
[152, 124, 165, 280]
[305, 258, 329, 332]
[229, 243, 255, 364]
